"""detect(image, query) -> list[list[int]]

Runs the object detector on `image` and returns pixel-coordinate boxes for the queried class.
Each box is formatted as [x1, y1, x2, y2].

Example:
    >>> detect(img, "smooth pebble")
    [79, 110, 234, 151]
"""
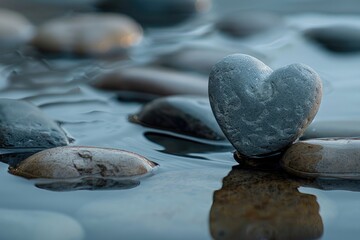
[0, 8, 34, 45]
[0, 99, 68, 149]
[304, 25, 360, 53]
[94, 66, 208, 97]
[9, 146, 157, 179]
[32, 13, 142, 55]
[131, 96, 226, 140]
[209, 54, 322, 157]
[281, 138, 360, 179]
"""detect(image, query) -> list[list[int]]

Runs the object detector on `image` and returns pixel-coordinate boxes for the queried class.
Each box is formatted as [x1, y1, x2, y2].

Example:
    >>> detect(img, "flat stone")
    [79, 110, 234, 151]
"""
[131, 96, 226, 140]
[304, 25, 360, 53]
[32, 13, 142, 55]
[209, 54, 322, 157]
[94, 66, 208, 97]
[156, 45, 265, 75]
[95, 0, 211, 27]
[0, 8, 34, 46]
[0, 209, 84, 240]
[0, 99, 68, 149]
[9, 146, 157, 179]
[210, 167, 323, 240]
[281, 138, 360, 179]
[303, 120, 360, 139]
[216, 11, 282, 38]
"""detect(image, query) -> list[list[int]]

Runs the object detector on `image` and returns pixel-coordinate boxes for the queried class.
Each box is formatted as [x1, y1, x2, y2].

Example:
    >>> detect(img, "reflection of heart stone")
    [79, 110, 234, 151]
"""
[209, 54, 322, 157]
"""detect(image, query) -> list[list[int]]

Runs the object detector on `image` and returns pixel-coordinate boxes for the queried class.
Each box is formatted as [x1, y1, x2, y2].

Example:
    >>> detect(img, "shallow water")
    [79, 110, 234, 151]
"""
[1, 1, 360, 240]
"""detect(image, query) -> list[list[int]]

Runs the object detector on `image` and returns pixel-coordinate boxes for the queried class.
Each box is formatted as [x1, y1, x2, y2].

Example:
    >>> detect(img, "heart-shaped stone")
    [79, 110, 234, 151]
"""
[209, 54, 322, 157]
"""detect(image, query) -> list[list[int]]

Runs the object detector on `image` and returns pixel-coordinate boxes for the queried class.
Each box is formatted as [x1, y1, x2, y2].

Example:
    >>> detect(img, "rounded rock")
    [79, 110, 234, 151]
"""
[94, 66, 208, 97]
[32, 13, 142, 55]
[281, 138, 360, 179]
[304, 25, 360, 53]
[0, 8, 34, 46]
[216, 11, 282, 38]
[9, 146, 157, 179]
[131, 96, 226, 140]
[209, 54, 322, 157]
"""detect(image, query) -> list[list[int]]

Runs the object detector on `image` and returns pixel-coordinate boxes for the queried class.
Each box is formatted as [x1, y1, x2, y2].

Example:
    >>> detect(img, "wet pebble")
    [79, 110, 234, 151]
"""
[0, 8, 34, 46]
[281, 138, 360, 179]
[94, 66, 208, 97]
[0, 99, 68, 149]
[32, 13, 142, 55]
[131, 96, 226, 140]
[95, 0, 212, 27]
[304, 25, 360, 53]
[216, 11, 282, 38]
[9, 146, 157, 179]
[303, 120, 360, 139]
[209, 54, 322, 157]
[157, 45, 264, 75]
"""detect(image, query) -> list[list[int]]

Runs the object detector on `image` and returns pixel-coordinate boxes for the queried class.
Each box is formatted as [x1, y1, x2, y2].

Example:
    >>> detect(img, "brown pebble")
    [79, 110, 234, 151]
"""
[9, 146, 157, 179]
[281, 138, 360, 179]
[32, 13, 142, 55]
[94, 66, 208, 96]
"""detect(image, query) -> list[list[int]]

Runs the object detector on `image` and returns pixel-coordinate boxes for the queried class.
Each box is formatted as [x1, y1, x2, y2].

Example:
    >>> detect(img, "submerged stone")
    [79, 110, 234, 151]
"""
[209, 54, 322, 157]
[95, 0, 211, 27]
[94, 67, 208, 97]
[131, 96, 226, 140]
[32, 13, 142, 55]
[216, 11, 282, 38]
[304, 25, 360, 53]
[0, 8, 34, 46]
[281, 138, 360, 179]
[210, 167, 323, 240]
[0, 99, 68, 149]
[0, 209, 84, 240]
[9, 146, 157, 179]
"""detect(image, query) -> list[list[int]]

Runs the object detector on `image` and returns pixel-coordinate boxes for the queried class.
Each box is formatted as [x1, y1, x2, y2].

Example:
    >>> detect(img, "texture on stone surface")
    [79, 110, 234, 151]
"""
[209, 54, 322, 157]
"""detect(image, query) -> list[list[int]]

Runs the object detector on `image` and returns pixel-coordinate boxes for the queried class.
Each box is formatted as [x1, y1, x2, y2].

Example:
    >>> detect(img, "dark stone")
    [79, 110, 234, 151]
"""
[0, 99, 69, 148]
[209, 54, 322, 157]
[304, 25, 360, 53]
[131, 96, 226, 141]
[95, 0, 211, 27]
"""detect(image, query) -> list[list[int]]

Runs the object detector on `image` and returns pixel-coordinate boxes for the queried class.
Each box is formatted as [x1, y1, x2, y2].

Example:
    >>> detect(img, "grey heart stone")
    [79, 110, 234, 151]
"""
[209, 54, 322, 157]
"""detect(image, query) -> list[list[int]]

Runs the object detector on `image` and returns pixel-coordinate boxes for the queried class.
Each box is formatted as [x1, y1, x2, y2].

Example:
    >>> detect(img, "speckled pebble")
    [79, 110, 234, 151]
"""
[209, 54, 322, 157]
[9, 146, 157, 179]
[131, 96, 226, 140]
[281, 138, 360, 179]
[32, 13, 142, 55]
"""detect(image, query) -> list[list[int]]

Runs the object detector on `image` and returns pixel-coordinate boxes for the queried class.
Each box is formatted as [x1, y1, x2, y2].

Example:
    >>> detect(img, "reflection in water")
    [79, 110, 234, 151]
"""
[144, 132, 233, 158]
[210, 166, 324, 240]
[35, 177, 140, 192]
